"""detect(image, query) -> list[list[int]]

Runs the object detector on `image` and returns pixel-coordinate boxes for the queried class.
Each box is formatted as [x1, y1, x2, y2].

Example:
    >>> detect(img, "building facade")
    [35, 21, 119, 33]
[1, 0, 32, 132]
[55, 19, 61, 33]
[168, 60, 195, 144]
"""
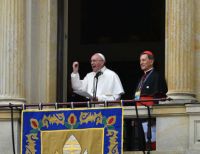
[1, 0, 200, 153]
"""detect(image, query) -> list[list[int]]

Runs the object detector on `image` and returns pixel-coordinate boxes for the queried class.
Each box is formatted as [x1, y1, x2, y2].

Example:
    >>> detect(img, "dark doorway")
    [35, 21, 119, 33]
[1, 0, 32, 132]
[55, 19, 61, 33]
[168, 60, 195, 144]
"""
[57, 0, 165, 151]
[65, 0, 165, 102]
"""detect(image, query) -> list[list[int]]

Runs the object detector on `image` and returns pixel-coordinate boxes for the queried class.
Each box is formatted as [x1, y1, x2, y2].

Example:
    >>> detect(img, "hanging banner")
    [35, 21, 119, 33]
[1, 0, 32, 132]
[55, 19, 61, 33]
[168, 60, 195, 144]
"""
[21, 107, 123, 154]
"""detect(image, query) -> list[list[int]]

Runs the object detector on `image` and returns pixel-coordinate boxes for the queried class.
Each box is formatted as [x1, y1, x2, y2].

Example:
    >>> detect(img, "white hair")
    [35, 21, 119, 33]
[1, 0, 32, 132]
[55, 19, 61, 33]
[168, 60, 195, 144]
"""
[96, 53, 106, 62]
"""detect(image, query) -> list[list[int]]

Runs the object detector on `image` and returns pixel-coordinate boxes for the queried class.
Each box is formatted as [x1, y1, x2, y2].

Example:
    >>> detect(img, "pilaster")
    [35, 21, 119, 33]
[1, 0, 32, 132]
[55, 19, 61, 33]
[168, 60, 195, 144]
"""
[194, 0, 200, 101]
[25, 0, 57, 103]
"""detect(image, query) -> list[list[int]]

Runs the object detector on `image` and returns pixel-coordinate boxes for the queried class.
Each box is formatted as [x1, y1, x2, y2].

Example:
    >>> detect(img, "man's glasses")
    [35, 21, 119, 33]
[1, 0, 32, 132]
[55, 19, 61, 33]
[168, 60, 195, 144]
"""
[90, 59, 103, 63]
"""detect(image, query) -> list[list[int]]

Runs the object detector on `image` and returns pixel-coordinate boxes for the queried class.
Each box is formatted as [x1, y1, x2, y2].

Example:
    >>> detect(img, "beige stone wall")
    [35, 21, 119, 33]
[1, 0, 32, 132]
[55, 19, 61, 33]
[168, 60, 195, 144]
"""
[194, 0, 200, 101]
[124, 103, 200, 153]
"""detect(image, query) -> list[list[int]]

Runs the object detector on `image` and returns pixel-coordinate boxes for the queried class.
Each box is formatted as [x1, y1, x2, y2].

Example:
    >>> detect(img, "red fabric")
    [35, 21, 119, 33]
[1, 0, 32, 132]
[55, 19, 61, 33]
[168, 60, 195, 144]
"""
[136, 96, 154, 106]
[151, 141, 156, 150]
[145, 141, 156, 150]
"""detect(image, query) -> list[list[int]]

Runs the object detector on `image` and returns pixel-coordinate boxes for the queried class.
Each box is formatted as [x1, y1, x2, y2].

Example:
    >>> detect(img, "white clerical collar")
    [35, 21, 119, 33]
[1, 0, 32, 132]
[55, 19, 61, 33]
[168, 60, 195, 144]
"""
[93, 66, 106, 75]
[144, 67, 153, 74]
[100, 66, 106, 73]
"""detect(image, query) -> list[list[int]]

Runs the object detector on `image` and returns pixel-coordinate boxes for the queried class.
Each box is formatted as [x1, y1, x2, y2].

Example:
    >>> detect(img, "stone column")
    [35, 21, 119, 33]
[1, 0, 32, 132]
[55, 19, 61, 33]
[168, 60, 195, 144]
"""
[0, 1, 25, 153]
[165, 0, 195, 101]
[0, 0, 25, 104]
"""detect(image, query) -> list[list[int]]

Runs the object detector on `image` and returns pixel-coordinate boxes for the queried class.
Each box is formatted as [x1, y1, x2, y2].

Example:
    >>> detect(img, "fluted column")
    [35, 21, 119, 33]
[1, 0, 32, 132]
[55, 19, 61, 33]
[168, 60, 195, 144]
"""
[0, 0, 25, 104]
[165, 0, 195, 101]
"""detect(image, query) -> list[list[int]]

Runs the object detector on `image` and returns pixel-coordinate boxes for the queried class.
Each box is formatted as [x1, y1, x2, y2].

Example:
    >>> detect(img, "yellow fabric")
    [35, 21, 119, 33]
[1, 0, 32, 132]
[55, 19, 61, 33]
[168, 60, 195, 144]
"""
[41, 128, 104, 154]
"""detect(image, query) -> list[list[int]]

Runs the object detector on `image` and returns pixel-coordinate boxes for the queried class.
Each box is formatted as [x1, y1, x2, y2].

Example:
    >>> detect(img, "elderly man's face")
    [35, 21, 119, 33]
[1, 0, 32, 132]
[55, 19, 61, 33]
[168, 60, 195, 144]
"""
[91, 54, 105, 72]
[140, 54, 154, 72]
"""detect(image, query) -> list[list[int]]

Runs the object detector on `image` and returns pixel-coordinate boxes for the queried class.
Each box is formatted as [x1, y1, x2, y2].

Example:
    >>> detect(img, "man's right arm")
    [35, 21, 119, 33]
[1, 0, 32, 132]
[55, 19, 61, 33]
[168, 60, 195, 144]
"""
[71, 72, 82, 90]
[71, 61, 82, 90]
[72, 61, 79, 73]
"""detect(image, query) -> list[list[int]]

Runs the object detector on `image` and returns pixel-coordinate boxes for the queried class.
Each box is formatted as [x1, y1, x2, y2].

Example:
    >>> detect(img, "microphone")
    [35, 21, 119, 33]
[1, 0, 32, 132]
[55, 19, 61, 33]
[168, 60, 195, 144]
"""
[95, 71, 103, 78]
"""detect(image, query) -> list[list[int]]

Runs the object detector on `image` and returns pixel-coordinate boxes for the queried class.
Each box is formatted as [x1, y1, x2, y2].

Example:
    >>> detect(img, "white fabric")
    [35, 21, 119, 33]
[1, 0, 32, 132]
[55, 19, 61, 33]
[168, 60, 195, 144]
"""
[142, 122, 156, 142]
[71, 66, 124, 101]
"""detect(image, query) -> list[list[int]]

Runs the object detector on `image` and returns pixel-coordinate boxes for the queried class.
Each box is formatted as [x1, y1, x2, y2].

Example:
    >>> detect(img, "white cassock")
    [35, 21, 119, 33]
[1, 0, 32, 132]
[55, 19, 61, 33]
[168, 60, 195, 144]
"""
[71, 66, 124, 101]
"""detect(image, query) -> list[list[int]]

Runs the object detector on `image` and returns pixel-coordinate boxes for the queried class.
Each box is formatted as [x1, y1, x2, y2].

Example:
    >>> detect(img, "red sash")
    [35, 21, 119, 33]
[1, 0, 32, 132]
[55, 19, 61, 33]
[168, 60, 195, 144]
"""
[136, 96, 154, 106]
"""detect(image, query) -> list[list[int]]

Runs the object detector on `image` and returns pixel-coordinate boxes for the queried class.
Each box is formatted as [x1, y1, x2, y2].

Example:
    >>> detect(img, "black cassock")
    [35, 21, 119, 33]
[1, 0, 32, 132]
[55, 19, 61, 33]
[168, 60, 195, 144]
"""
[130, 69, 168, 151]
[136, 68, 168, 99]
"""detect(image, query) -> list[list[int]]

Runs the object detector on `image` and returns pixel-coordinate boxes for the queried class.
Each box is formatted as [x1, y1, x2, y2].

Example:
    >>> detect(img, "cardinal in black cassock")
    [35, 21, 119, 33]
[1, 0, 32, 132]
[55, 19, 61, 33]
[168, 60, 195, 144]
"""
[133, 50, 168, 151]
[135, 50, 168, 105]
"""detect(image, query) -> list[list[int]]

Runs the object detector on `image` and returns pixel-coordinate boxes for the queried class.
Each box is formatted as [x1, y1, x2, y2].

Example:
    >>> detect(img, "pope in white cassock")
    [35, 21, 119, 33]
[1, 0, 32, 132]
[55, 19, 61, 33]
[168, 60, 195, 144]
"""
[71, 53, 124, 101]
